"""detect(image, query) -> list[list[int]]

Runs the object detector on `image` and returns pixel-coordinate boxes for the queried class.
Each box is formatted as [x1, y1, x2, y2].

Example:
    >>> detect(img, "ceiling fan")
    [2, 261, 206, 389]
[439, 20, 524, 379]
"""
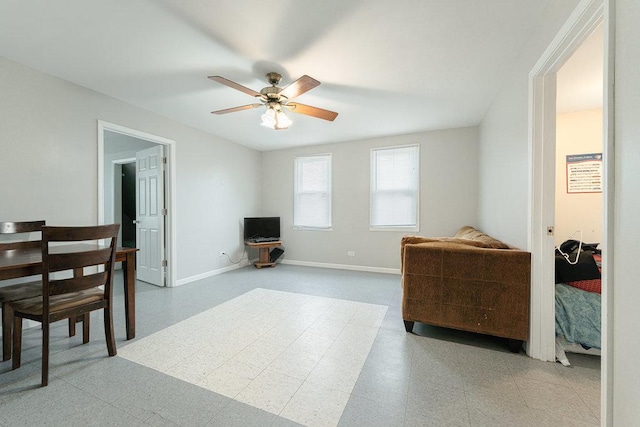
[208, 72, 338, 130]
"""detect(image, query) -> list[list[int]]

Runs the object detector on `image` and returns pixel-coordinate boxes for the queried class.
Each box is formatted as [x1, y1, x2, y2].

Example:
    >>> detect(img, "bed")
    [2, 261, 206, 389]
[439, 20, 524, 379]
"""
[554, 249, 602, 366]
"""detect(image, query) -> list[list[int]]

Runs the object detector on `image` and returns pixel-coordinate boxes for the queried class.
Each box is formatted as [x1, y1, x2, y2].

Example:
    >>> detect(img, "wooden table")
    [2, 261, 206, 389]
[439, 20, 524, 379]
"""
[245, 240, 283, 268]
[0, 245, 138, 340]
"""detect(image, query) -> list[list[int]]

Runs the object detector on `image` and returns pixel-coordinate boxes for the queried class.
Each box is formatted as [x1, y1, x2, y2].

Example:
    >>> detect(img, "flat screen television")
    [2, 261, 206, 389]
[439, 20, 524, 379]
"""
[244, 217, 280, 242]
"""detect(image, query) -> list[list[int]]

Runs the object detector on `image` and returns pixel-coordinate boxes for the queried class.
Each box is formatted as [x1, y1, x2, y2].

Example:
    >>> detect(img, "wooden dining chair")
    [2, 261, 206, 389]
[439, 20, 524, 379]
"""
[10, 224, 120, 386]
[0, 220, 46, 361]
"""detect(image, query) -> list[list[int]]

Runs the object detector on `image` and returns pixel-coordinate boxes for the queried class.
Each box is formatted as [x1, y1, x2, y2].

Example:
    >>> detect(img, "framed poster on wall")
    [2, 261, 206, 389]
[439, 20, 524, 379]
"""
[566, 153, 603, 193]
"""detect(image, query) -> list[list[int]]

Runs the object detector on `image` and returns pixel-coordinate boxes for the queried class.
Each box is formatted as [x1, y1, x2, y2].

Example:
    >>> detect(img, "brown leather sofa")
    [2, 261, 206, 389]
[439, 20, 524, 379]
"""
[400, 226, 531, 352]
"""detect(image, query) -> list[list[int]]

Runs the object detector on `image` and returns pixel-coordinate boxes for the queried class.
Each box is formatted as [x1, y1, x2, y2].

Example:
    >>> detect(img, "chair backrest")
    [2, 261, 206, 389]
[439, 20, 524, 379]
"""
[41, 225, 120, 301]
[0, 220, 46, 251]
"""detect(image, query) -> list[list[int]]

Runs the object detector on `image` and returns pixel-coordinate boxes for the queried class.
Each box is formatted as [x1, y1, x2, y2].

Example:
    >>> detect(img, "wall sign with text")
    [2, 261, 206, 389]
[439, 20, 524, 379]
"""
[566, 153, 603, 193]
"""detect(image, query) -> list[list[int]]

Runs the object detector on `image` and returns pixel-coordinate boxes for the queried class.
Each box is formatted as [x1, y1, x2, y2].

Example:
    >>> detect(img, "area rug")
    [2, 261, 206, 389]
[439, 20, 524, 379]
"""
[118, 288, 388, 426]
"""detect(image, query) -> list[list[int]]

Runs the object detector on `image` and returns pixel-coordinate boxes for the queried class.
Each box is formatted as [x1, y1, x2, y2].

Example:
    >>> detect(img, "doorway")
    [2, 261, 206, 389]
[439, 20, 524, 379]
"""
[529, 0, 611, 422]
[528, 0, 604, 360]
[97, 120, 177, 287]
[554, 23, 604, 362]
[121, 162, 136, 248]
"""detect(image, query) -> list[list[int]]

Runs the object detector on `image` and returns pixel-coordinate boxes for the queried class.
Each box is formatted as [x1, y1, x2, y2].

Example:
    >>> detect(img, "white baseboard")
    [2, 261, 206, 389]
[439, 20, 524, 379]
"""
[281, 259, 400, 275]
[173, 259, 400, 287]
[175, 260, 250, 287]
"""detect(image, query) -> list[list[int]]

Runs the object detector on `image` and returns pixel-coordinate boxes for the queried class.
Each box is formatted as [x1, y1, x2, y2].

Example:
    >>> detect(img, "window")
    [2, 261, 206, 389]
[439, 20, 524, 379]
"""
[294, 154, 332, 229]
[370, 144, 419, 230]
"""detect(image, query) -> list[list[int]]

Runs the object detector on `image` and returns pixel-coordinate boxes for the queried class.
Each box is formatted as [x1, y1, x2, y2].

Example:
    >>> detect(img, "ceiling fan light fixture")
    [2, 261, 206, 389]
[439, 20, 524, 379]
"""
[260, 108, 276, 129]
[275, 109, 292, 129]
[261, 105, 292, 130]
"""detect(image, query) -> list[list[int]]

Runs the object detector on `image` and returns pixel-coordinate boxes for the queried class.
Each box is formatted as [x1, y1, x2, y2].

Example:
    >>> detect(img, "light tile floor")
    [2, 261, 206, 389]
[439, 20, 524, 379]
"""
[119, 288, 387, 426]
[0, 265, 601, 426]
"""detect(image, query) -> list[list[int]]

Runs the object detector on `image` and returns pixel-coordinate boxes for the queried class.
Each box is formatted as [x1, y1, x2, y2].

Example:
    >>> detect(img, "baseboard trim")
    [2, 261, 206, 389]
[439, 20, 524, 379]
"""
[175, 260, 250, 286]
[174, 259, 400, 286]
[281, 259, 400, 275]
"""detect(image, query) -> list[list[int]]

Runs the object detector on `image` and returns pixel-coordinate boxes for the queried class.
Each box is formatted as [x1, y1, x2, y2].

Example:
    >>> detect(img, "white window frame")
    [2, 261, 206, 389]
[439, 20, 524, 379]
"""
[370, 144, 420, 232]
[293, 154, 333, 230]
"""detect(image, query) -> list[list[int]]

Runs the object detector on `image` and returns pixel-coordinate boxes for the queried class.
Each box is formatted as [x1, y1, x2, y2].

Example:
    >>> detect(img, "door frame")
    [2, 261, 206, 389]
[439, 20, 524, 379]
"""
[97, 120, 177, 288]
[528, 0, 611, 423]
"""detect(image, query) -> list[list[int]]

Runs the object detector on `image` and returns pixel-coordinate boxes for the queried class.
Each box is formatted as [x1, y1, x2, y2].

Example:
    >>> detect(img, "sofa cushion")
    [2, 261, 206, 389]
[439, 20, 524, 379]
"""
[454, 226, 510, 249]
[401, 236, 491, 248]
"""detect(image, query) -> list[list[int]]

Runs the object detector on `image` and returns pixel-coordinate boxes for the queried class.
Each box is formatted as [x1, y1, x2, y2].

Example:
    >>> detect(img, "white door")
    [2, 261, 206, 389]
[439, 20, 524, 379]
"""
[136, 145, 165, 286]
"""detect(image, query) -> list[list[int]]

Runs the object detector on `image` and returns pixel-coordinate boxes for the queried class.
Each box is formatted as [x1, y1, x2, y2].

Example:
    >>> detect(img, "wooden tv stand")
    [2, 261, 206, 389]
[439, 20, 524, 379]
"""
[245, 240, 282, 268]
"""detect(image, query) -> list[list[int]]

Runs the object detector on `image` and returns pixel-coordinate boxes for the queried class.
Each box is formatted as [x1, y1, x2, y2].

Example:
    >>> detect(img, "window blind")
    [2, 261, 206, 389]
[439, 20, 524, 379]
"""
[294, 154, 332, 228]
[370, 145, 419, 229]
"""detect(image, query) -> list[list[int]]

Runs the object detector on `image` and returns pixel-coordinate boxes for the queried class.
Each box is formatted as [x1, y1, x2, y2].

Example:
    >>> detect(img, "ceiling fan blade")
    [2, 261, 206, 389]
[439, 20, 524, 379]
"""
[278, 75, 320, 100]
[286, 102, 338, 121]
[208, 76, 262, 98]
[211, 103, 263, 115]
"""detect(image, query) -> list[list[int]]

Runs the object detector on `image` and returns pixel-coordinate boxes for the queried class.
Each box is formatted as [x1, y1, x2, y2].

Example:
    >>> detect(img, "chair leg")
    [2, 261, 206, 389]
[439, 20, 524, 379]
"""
[42, 320, 49, 387]
[2, 302, 13, 361]
[104, 307, 116, 357]
[68, 317, 76, 337]
[82, 313, 90, 344]
[12, 316, 22, 370]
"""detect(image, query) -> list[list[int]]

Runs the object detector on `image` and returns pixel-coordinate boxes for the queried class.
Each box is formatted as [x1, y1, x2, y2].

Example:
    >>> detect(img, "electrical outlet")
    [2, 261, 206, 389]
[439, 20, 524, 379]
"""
[347, 251, 355, 257]
[219, 251, 225, 256]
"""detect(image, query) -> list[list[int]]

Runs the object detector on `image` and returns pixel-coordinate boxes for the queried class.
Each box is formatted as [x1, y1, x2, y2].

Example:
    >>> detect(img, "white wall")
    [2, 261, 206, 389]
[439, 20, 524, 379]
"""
[261, 127, 479, 271]
[612, 0, 640, 422]
[478, 1, 582, 249]
[0, 57, 262, 284]
[555, 109, 603, 245]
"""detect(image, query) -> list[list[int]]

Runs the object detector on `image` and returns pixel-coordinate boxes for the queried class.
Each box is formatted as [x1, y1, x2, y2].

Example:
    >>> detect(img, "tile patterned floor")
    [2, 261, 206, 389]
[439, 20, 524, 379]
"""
[119, 289, 387, 426]
[0, 265, 601, 426]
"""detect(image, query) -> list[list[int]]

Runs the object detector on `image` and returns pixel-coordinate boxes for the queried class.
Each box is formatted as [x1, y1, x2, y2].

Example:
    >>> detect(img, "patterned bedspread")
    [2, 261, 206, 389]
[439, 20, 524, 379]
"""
[555, 282, 601, 349]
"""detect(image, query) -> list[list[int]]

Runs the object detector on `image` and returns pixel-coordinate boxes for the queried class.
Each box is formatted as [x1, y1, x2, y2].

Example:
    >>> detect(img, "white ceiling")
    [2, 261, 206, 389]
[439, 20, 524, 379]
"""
[0, 0, 601, 151]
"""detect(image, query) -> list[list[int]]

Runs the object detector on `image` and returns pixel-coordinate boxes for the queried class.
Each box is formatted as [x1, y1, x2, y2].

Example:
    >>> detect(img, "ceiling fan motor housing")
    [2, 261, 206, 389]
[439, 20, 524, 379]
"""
[260, 86, 286, 101]
[261, 73, 286, 101]
[265, 72, 282, 85]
